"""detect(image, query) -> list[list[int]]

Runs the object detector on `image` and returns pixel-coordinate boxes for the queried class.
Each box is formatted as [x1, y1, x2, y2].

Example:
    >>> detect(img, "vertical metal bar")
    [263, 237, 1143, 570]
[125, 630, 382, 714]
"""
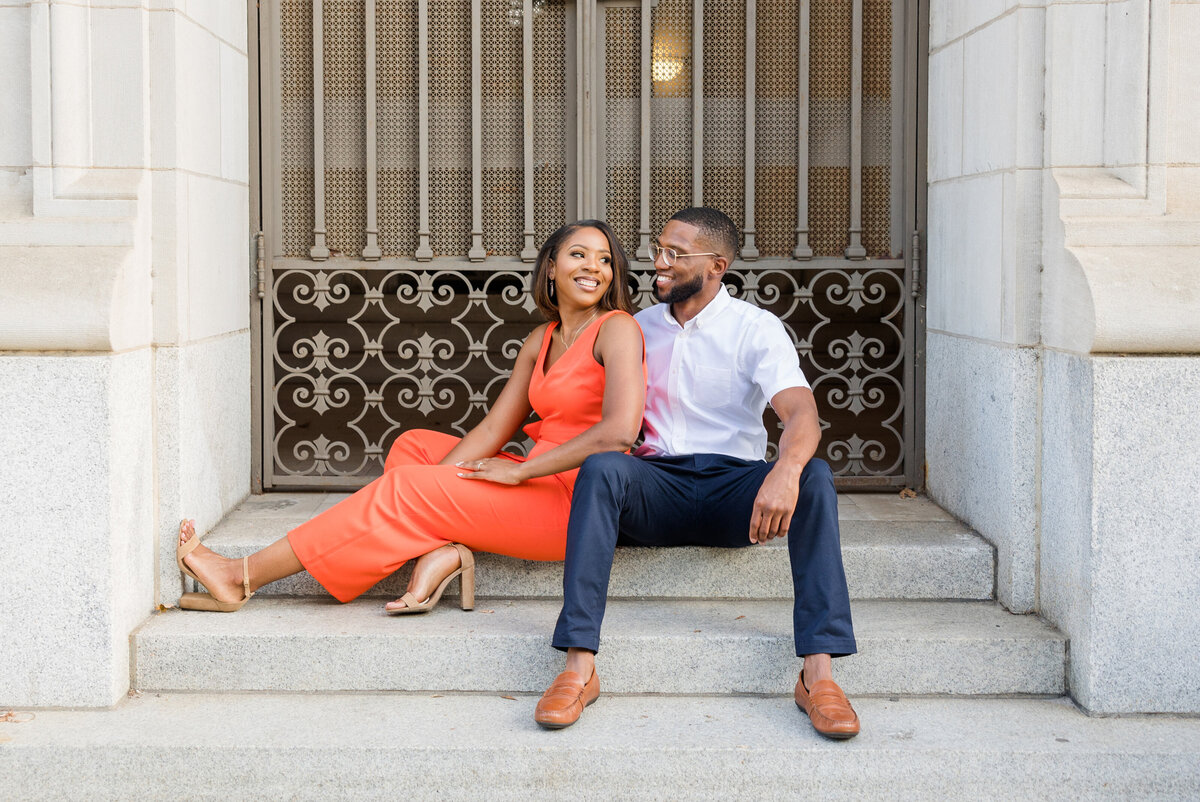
[576, 2, 587, 215]
[362, 0, 381, 259]
[310, 0, 330, 260]
[250, 0, 269, 491]
[564, 3, 578, 221]
[845, 0, 866, 259]
[637, 0, 651, 260]
[469, 0, 486, 260]
[794, 0, 812, 259]
[578, 1, 598, 217]
[521, 0, 538, 260]
[742, 0, 758, 259]
[416, 0, 433, 260]
[908, 0, 930, 489]
[692, 0, 703, 206]
[594, 9, 608, 221]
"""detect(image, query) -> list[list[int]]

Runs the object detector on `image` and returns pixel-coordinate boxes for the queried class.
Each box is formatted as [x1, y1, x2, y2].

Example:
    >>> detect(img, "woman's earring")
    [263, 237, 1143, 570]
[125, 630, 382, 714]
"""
[548, 276, 556, 300]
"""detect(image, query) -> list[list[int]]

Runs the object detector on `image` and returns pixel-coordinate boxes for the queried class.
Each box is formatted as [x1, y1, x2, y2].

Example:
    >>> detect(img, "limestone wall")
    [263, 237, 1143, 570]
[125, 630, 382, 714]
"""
[926, 1, 1043, 613]
[927, 0, 1200, 713]
[0, 0, 250, 708]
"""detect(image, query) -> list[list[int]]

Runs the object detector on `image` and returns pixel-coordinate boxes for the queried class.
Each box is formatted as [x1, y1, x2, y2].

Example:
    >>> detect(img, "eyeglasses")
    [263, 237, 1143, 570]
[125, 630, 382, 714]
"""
[649, 241, 718, 267]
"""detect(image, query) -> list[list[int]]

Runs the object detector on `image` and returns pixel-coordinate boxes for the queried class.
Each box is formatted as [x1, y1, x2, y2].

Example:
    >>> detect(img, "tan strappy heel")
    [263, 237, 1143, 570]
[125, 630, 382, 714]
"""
[387, 543, 475, 615]
[176, 520, 255, 612]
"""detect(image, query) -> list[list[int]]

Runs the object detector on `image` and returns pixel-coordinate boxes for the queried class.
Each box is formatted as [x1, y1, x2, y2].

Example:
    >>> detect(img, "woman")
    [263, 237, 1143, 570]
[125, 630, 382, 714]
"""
[177, 220, 645, 613]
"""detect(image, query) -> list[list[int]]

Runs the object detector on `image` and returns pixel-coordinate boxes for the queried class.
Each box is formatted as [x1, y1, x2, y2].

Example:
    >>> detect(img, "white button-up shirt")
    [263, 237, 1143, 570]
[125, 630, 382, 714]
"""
[633, 285, 810, 461]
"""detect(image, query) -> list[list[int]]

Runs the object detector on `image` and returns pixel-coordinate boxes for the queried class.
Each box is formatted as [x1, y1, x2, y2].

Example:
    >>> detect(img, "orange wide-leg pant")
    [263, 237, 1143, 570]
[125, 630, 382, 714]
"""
[287, 429, 574, 602]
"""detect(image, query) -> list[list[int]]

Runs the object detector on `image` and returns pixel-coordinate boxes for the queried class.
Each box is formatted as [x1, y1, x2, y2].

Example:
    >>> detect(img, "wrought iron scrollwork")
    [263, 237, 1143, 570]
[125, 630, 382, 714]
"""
[272, 266, 539, 479]
[271, 260, 906, 484]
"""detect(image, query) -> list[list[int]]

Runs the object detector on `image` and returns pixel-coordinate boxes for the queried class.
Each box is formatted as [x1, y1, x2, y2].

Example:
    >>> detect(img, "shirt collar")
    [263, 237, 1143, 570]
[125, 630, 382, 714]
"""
[659, 283, 733, 331]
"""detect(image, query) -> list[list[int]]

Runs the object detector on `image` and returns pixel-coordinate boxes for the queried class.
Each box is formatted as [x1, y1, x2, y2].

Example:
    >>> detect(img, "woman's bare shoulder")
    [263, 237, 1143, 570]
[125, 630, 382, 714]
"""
[597, 310, 643, 338]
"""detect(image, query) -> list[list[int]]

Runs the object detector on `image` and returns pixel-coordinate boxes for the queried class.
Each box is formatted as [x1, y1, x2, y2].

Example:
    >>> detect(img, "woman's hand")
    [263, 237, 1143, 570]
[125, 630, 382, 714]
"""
[456, 457, 527, 486]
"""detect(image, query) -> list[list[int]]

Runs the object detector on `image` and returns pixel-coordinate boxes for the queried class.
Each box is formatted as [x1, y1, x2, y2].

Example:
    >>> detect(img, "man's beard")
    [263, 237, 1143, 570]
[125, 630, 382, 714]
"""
[654, 271, 705, 304]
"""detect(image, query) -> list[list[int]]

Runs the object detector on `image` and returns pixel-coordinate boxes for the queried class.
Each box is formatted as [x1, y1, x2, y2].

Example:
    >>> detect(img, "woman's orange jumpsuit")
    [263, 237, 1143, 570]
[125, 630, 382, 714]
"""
[287, 310, 636, 602]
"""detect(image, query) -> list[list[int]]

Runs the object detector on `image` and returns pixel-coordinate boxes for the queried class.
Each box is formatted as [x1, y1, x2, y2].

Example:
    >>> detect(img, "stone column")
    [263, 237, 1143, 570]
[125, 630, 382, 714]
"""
[1037, 0, 1200, 714]
[924, 1, 1045, 614]
[0, 0, 250, 709]
[928, 0, 1200, 713]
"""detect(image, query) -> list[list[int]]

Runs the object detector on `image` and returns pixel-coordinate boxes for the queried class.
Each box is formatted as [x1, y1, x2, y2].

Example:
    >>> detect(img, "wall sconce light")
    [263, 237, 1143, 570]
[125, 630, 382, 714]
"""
[651, 30, 684, 84]
[506, 0, 548, 27]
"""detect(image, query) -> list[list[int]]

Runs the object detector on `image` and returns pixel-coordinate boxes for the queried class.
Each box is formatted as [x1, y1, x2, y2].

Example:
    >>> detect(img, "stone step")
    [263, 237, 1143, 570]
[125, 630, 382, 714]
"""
[5, 693, 1199, 799]
[197, 493, 994, 601]
[134, 598, 1064, 696]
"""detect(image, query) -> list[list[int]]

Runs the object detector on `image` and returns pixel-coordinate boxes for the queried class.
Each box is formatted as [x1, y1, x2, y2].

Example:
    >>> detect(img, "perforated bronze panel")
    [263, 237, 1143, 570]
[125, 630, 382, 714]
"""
[863, 0, 894, 257]
[377, 0, 419, 256]
[702, 0, 745, 234]
[810, 0, 851, 257]
[429, 1, 472, 256]
[322, 1, 367, 258]
[280, 0, 314, 257]
[482, 0, 524, 255]
[605, 6, 640, 253]
[754, 0, 798, 257]
[650, 0, 693, 238]
[534, 3, 567, 239]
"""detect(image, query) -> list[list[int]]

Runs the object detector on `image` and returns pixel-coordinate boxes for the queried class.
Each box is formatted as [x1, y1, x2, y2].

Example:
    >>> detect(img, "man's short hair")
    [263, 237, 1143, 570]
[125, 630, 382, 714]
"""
[668, 207, 740, 261]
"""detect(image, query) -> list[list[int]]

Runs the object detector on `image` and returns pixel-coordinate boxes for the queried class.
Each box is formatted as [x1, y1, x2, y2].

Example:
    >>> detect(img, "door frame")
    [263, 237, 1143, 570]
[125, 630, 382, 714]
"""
[247, 0, 929, 491]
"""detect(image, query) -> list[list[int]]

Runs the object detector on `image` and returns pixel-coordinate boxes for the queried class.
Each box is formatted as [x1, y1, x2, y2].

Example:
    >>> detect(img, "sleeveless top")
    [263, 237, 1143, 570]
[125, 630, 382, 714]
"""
[518, 309, 641, 491]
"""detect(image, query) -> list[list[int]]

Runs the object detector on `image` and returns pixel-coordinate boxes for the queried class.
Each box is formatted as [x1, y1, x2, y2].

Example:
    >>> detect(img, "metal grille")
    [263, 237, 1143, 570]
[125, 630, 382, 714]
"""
[280, 0, 314, 257]
[271, 266, 541, 479]
[650, 0, 693, 239]
[723, 264, 906, 475]
[263, 0, 914, 488]
[604, 7, 640, 253]
[322, 1, 367, 258]
[377, 0, 419, 256]
[810, 0, 851, 257]
[482, 0, 524, 255]
[702, 0, 745, 235]
[429, 2, 472, 256]
[754, 0, 798, 257]
[862, 0, 893, 257]
[534, 3, 567, 239]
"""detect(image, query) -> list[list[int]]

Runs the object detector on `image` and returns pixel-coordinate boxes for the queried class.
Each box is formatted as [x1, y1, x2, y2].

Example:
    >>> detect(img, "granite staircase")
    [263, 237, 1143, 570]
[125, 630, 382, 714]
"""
[6, 493, 1200, 799]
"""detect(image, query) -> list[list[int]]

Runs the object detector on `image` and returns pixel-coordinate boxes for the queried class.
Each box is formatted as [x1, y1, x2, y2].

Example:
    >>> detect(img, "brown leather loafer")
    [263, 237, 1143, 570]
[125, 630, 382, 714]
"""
[794, 676, 860, 740]
[534, 669, 600, 729]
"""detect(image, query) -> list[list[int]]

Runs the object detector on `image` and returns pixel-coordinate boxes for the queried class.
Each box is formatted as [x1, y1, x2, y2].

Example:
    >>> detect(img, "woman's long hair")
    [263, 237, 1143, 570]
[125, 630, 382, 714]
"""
[530, 220, 634, 322]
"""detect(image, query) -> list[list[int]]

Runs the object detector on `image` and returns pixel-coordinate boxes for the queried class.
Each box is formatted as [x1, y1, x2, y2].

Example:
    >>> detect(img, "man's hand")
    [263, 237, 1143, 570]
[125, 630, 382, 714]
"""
[456, 458, 526, 486]
[749, 463, 801, 543]
[750, 386, 822, 544]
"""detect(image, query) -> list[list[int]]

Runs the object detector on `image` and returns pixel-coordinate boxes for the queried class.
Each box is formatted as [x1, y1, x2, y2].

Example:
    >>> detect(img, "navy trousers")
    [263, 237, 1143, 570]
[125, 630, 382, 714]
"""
[551, 453, 858, 658]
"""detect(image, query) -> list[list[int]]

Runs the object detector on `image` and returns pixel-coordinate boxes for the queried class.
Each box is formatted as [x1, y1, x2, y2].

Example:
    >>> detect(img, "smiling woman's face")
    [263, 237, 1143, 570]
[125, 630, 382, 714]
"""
[549, 226, 614, 308]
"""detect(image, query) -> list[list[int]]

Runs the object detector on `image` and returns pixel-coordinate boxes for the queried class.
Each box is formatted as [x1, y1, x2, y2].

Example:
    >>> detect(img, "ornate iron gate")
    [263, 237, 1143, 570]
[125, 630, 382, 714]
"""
[256, 0, 923, 490]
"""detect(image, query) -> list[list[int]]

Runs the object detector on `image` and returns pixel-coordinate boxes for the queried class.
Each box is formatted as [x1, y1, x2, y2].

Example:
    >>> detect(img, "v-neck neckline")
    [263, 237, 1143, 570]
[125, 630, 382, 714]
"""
[538, 312, 607, 378]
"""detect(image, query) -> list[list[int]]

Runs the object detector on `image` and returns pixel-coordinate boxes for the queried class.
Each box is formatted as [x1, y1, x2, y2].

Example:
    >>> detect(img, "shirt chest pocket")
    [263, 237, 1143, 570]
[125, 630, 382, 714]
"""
[693, 364, 734, 408]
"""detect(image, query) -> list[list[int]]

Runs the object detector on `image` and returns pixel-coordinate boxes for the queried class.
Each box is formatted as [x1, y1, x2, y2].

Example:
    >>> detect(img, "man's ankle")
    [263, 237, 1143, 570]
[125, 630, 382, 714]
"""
[801, 653, 833, 686]
[564, 648, 595, 678]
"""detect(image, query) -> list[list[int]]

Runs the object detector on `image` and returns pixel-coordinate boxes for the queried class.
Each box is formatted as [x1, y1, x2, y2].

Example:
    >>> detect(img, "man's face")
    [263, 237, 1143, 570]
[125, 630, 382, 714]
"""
[652, 220, 712, 304]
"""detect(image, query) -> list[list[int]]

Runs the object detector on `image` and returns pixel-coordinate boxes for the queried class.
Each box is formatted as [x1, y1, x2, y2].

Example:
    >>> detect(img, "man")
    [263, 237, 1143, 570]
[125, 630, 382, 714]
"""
[533, 207, 859, 739]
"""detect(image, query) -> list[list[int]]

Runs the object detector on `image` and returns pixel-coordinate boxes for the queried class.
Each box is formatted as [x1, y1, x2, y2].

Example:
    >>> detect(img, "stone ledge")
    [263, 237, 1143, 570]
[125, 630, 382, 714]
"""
[198, 518, 995, 602]
[183, 492, 989, 602]
[133, 598, 1065, 696]
[1050, 245, 1200, 353]
[0, 245, 148, 351]
[4, 695, 1198, 799]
